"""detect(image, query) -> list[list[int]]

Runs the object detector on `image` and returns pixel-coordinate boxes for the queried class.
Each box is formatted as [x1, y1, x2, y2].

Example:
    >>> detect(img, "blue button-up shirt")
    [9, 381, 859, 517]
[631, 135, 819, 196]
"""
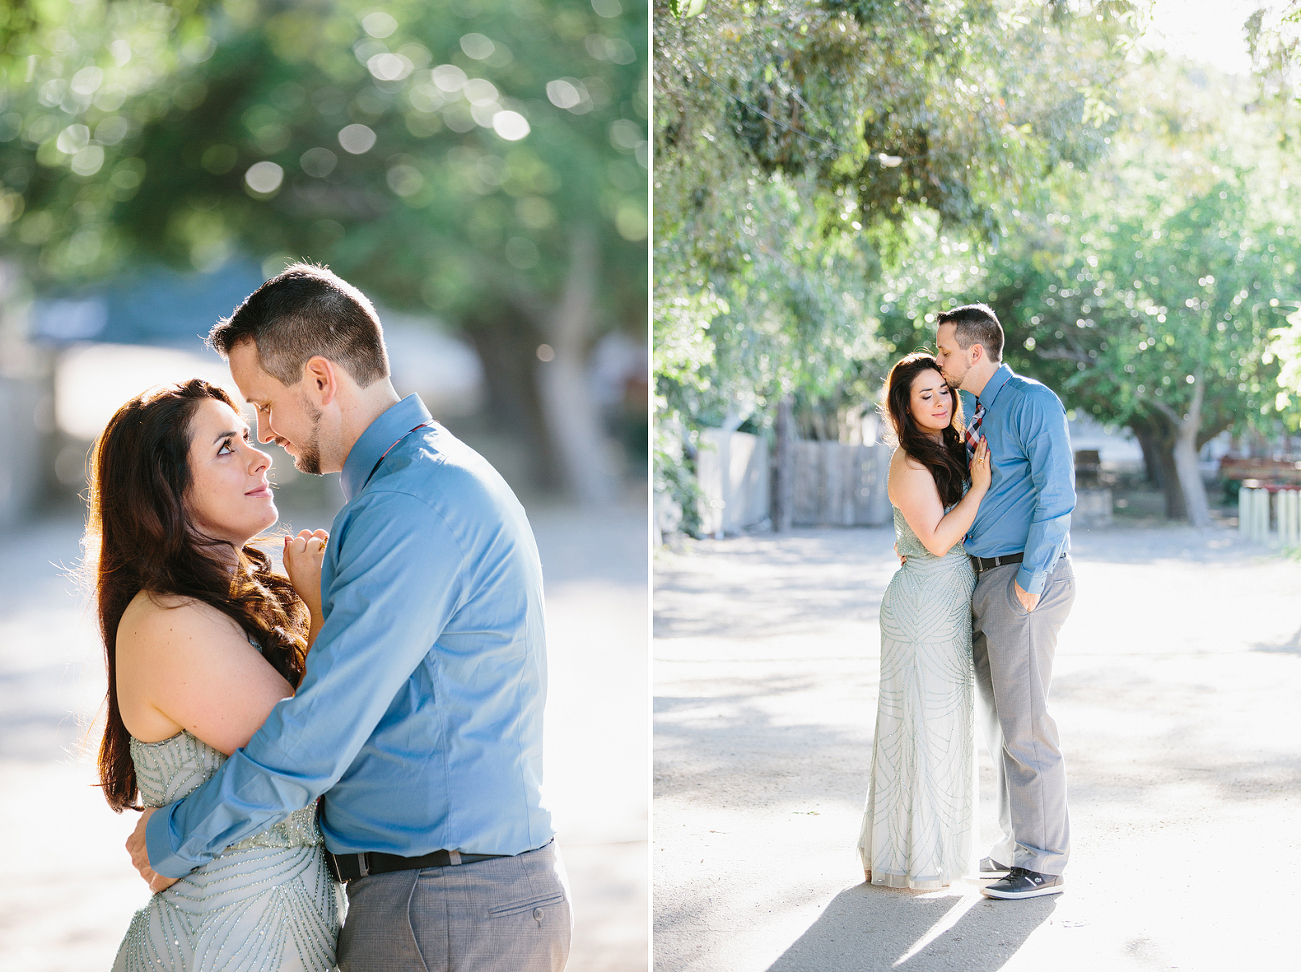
[959, 364, 1075, 596]
[147, 394, 553, 877]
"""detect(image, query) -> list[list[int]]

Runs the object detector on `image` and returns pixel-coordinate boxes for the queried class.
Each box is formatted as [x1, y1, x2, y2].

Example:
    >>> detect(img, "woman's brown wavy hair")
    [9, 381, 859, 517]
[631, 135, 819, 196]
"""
[85, 379, 308, 812]
[883, 352, 970, 508]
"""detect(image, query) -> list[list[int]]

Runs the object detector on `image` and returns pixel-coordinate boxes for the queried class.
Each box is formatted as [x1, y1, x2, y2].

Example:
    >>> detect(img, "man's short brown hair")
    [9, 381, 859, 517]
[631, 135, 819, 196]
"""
[208, 263, 390, 387]
[937, 303, 1004, 363]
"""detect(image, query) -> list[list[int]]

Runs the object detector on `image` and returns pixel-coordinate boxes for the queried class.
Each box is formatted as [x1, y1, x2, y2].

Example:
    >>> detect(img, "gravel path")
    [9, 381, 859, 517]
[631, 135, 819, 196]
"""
[654, 522, 1301, 972]
[0, 500, 647, 972]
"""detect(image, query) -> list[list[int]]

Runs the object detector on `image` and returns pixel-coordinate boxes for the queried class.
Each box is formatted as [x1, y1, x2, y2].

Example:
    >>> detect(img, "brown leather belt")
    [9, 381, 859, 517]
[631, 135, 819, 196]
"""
[326, 848, 508, 883]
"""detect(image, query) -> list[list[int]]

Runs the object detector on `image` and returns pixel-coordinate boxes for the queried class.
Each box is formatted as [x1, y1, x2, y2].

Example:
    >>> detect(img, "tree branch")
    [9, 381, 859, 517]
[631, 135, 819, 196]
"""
[1185, 372, 1205, 433]
[1145, 397, 1182, 425]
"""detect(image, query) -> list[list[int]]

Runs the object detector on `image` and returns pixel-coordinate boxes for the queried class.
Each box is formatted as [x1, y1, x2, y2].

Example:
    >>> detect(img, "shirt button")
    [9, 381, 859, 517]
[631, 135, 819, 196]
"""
[533, 908, 543, 920]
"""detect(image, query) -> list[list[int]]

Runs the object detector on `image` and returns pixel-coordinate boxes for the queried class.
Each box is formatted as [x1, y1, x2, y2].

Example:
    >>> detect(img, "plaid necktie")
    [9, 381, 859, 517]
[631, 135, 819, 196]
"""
[965, 401, 986, 462]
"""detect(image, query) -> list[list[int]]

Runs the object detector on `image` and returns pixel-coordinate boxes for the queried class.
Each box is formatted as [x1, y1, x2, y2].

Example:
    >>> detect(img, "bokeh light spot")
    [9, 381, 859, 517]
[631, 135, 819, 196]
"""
[338, 124, 377, 154]
[245, 161, 284, 194]
[460, 33, 495, 60]
[492, 111, 530, 141]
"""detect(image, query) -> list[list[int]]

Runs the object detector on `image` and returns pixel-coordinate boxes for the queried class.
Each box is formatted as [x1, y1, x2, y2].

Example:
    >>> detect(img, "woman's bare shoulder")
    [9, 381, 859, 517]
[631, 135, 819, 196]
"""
[116, 591, 291, 755]
[888, 446, 929, 476]
[888, 448, 934, 508]
[119, 590, 243, 651]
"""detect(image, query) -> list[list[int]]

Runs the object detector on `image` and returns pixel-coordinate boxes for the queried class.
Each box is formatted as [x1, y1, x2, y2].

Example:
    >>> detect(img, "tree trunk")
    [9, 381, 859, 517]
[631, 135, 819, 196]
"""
[488, 226, 622, 506]
[465, 314, 562, 493]
[1150, 378, 1211, 527]
[772, 394, 794, 531]
[1171, 424, 1211, 527]
[533, 228, 621, 507]
[0, 259, 54, 526]
[1129, 411, 1184, 519]
[1155, 443, 1186, 521]
[1128, 413, 1166, 488]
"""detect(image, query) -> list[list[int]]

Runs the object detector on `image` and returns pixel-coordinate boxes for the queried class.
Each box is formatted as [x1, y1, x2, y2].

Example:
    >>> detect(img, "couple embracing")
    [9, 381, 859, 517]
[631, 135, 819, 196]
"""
[858, 304, 1076, 900]
[89, 264, 570, 971]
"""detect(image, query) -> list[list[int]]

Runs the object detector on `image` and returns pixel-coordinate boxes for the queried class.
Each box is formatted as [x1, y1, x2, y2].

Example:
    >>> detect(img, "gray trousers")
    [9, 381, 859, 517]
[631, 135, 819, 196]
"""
[971, 558, 1075, 876]
[336, 841, 572, 972]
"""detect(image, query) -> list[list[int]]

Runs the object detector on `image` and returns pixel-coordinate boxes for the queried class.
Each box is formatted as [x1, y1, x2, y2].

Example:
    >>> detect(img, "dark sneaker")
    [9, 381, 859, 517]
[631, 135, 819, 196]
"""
[979, 857, 1010, 877]
[980, 867, 1064, 899]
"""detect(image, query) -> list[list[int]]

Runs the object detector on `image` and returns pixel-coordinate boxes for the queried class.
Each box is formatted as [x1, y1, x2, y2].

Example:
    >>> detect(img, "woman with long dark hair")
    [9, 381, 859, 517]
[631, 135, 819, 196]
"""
[86, 379, 340, 971]
[856, 352, 991, 889]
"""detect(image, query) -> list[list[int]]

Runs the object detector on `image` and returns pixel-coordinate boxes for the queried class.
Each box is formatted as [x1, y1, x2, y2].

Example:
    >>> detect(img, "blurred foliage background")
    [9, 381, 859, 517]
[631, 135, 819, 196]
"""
[654, 0, 1301, 531]
[0, 0, 647, 513]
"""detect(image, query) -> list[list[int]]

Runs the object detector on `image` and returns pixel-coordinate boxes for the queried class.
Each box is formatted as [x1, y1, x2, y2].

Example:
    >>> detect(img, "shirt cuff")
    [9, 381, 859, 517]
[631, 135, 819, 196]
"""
[145, 801, 194, 880]
[1016, 565, 1046, 597]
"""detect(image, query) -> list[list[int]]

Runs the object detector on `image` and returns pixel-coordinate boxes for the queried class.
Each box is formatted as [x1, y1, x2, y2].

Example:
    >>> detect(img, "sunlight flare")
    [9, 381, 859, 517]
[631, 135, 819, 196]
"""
[893, 890, 982, 967]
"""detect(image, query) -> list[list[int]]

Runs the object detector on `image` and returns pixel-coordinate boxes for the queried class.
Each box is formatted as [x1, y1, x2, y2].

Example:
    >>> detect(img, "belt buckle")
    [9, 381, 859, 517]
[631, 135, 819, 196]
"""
[325, 852, 345, 883]
[326, 852, 368, 883]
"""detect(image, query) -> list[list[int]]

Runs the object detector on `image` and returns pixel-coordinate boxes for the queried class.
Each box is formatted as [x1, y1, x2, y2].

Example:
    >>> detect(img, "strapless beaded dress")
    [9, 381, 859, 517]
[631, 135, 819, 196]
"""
[111, 731, 342, 971]
[856, 504, 978, 889]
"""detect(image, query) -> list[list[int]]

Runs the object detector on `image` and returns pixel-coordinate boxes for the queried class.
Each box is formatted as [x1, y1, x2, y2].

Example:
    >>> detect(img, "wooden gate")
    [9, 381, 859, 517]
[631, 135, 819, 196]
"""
[791, 441, 891, 527]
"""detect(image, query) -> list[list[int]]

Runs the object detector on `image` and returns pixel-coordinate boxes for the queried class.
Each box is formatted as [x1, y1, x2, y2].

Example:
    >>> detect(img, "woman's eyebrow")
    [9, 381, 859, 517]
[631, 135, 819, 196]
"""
[213, 426, 248, 445]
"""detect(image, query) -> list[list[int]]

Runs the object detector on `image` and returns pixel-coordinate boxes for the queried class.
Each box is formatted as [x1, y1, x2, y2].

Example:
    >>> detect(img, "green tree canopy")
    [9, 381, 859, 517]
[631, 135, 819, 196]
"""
[653, 0, 1142, 528]
[876, 56, 1301, 523]
[1, 0, 647, 501]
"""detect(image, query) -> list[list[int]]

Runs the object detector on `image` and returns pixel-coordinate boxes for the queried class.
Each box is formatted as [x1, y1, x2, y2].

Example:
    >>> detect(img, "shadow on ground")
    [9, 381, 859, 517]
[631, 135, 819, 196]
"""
[1252, 621, 1301, 653]
[655, 524, 1289, 642]
[656, 656, 1301, 815]
[1068, 523, 1272, 565]
[655, 522, 1301, 971]
[653, 528, 895, 640]
[654, 675, 871, 810]
[766, 884, 1055, 972]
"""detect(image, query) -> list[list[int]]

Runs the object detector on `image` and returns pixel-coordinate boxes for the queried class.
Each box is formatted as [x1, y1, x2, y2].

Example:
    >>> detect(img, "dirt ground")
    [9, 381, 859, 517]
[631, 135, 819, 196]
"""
[654, 521, 1301, 972]
[0, 499, 648, 972]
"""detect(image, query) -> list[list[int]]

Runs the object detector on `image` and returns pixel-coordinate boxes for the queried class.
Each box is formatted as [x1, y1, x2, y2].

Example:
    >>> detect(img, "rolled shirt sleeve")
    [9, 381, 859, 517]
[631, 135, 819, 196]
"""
[1013, 387, 1076, 597]
[147, 490, 466, 878]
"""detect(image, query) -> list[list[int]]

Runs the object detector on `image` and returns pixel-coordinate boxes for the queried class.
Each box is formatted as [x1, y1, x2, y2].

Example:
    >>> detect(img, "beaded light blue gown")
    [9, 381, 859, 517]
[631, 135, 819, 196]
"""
[857, 504, 978, 889]
[111, 731, 342, 972]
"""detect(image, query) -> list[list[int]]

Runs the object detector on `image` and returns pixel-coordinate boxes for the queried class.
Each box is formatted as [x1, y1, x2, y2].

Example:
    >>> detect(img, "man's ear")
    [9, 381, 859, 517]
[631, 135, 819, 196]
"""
[969, 342, 984, 365]
[301, 356, 339, 407]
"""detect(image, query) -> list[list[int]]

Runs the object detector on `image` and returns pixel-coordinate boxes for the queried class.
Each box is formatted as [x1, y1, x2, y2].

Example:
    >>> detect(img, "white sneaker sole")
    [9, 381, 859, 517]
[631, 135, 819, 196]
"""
[981, 881, 1065, 899]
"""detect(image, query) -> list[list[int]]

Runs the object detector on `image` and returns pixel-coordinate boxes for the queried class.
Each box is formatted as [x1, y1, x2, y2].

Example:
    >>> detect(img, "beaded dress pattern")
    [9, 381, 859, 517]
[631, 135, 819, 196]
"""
[111, 730, 341, 972]
[857, 503, 978, 889]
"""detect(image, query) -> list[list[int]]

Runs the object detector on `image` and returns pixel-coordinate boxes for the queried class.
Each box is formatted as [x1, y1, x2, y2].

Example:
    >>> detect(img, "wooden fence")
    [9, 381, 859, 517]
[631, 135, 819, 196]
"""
[791, 440, 892, 527]
[693, 425, 1132, 537]
[694, 430, 892, 534]
[1241, 485, 1301, 545]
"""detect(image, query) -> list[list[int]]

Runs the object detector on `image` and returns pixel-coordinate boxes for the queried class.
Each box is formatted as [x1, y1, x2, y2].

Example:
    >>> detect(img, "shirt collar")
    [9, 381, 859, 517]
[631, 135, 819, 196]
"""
[976, 363, 1014, 408]
[339, 394, 433, 501]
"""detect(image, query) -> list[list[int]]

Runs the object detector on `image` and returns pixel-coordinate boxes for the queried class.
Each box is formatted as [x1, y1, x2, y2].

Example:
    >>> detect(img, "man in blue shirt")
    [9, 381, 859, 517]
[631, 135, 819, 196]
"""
[126, 264, 570, 970]
[935, 304, 1076, 901]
